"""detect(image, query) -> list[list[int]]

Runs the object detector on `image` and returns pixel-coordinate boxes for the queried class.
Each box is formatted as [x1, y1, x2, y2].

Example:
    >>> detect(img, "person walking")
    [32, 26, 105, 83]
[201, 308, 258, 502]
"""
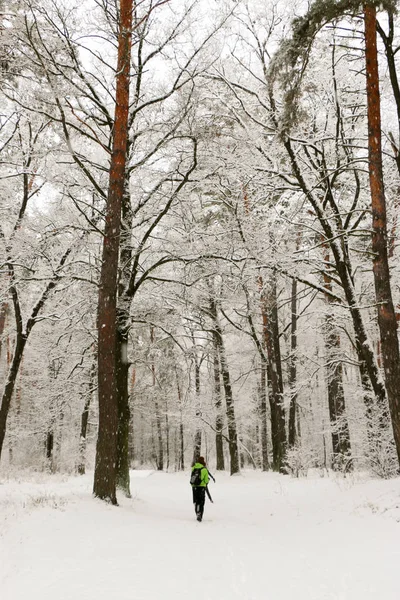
[190, 456, 209, 522]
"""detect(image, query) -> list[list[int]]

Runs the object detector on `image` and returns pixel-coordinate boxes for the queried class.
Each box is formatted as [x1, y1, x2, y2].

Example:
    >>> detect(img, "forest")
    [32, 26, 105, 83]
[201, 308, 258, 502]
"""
[1, 0, 400, 505]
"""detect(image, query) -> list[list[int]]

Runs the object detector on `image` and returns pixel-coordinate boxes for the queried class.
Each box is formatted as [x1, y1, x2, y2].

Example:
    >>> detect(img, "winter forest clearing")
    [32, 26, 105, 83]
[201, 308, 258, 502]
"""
[1, 469, 400, 600]
[2, 0, 400, 596]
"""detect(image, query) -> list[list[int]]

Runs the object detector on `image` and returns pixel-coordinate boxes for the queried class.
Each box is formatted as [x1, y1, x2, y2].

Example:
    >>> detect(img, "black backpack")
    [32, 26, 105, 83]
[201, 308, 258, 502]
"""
[190, 467, 202, 486]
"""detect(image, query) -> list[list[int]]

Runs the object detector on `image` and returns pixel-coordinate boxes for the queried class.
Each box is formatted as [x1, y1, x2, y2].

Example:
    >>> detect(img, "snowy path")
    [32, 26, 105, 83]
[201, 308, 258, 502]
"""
[1, 470, 400, 600]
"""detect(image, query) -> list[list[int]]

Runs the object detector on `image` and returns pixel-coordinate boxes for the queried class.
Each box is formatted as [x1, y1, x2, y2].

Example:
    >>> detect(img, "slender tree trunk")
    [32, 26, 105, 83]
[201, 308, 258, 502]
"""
[165, 399, 170, 471]
[212, 332, 225, 470]
[46, 430, 54, 461]
[180, 419, 185, 471]
[0, 335, 25, 458]
[209, 296, 240, 475]
[78, 359, 96, 475]
[365, 5, 400, 467]
[93, 0, 133, 503]
[0, 302, 8, 359]
[115, 160, 134, 493]
[128, 367, 136, 466]
[116, 326, 131, 495]
[175, 366, 185, 471]
[150, 327, 163, 470]
[288, 277, 298, 448]
[260, 274, 287, 472]
[259, 355, 269, 470]
[322, 246, 351, 467]
[78, 398, 91, 475]
[192, 359, 202, 464]
[154, 401, 164, 470]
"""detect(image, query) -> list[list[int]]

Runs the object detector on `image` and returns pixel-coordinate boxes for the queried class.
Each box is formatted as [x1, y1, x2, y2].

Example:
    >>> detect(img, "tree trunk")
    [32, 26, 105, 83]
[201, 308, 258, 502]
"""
[288, 277, 298, 448]
[259, 355, 269, 470]
[0, 335, 25, 458]
[150, 327, 163, 471]
[165, 400, 170, 471]
[116, 325, 131, 496]
[365, 5, 400, 467]
[0, 303, 8, 359]
[179, 419, 185, 471]
[175, 366, 185, 471]
[128, 367, 136, 466]
[78, 359, 95, 475]
[209, 296, 240, 475]
[78, 396, 91, 475]
[93, 0, 133, 503]
[154, 401, 164, 470]
[212, 331, 225, 470]
[260, 273, 287, 472]
[322, 246, 351, 467]
[192, 359, 202, 464]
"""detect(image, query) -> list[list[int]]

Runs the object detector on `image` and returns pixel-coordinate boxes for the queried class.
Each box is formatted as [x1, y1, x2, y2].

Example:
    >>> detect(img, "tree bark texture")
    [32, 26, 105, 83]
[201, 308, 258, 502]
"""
[0, 335, 25, 458]
[288, 277, 298, 448]
[175, 367, 185, 471]
[116, 326, 131, 495]
[192, 360, 202, 464]
[78, 359, 96, 475]
[150, 327, 163, 471]
[213, 343, 225, 471]
[209, 296, 240, 475]
[364, 5, 400, 466]
[322, 247, 351, 466]
[260, 274, 287, 472]
[93, 0, 133, 503]
[259, 355, 269, 470]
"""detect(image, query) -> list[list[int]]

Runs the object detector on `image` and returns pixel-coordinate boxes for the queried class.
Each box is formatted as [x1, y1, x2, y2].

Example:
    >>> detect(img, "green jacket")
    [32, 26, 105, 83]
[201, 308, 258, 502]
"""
[191, 462, 209, 487]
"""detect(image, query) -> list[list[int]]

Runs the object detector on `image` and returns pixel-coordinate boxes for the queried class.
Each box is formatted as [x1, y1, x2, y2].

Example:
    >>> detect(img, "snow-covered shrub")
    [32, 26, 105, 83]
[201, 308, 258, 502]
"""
[285, 443, 321, 477]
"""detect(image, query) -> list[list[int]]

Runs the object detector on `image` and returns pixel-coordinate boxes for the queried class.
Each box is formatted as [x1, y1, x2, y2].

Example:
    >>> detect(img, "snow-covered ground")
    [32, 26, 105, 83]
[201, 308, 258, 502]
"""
[1, 469, 399, 600]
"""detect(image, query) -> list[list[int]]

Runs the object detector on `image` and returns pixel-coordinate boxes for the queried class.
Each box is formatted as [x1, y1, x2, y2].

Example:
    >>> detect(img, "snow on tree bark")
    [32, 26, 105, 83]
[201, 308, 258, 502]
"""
[93, 0, 133, 504]
[364, 4, 400, 468]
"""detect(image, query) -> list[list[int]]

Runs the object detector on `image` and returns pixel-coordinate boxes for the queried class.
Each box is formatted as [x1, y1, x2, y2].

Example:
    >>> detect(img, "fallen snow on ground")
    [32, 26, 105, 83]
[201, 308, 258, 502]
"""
[1, 469, 399, 600]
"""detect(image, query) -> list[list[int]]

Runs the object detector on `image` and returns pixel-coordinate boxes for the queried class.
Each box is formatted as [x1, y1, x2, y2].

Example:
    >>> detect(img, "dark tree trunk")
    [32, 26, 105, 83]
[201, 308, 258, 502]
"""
[324, 316, 352, 466]
[93, 0, 133, 504]
[322, 246, 351, 467]
[212, 332, 225, 470]
[365, 5, 400, 467]
[78, 359, 95, 475]
[209, 296, 240, 475]
[116, 326, 131, 496]
[46, 430, 54, 461]
[260, 274, 287, 472]
[154, 401, 164, 470]
[128, 367, 136, 466]
[288, 277, 298, 448]
[259, 355, 269, 470]
[78, 396, 91, 475]
[0, 335, 25, 458]
[175, 367, 185, 471]
[165, 400, 170, 471]
[0, 303, 8, 359]
[179, 420, 185, 471]
[192, 360, 202, 464]
[150, 327, 163, 471]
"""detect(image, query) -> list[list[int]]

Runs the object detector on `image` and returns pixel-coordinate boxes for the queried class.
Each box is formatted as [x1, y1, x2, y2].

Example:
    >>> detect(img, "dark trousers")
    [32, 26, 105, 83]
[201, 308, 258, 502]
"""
[192, 486, 206, 520]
